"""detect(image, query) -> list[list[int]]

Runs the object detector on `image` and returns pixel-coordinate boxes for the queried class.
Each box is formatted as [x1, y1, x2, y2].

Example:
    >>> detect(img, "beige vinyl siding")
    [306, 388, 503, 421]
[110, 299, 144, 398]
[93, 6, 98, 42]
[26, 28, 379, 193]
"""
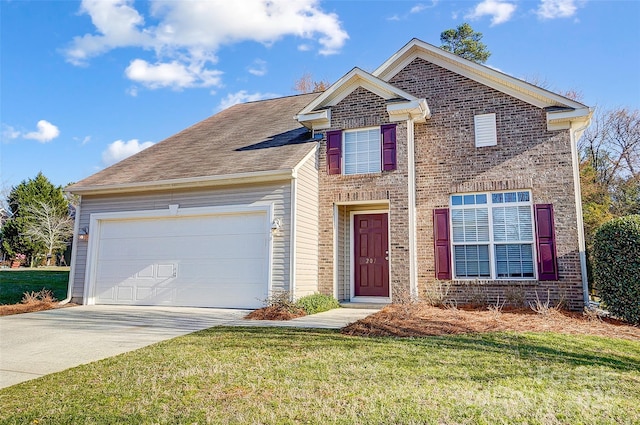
[293, 151, 319, 297]
[70, 181, 292, 303]
[336, 206, 349, 301]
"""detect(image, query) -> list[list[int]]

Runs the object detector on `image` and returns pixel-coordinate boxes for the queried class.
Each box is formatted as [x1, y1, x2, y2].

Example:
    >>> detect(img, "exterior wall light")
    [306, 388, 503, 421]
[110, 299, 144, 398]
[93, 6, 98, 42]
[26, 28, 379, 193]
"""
[78, 227, 89, 242]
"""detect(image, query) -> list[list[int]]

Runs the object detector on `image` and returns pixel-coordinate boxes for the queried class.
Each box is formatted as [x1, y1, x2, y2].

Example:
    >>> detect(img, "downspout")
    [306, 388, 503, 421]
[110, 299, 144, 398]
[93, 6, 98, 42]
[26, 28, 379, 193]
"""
[407, 119, 418, 298]
[333, 203, 339, 300]
[59, 196, 81, 305]
[570, 122, 591, 306]
[290, 175, 297, 300]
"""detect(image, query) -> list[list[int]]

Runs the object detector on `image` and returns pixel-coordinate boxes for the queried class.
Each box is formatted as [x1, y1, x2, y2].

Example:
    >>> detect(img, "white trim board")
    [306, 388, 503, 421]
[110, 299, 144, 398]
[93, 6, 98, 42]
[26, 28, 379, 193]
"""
[349, 209, 391, 303]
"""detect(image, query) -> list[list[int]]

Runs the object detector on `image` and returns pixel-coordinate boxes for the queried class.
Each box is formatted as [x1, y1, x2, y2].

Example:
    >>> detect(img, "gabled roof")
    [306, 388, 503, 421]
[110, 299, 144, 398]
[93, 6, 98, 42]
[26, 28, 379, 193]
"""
[296, 67, 430, 129]
[373, 38, 591, 129]
[69, 93, 320, 195]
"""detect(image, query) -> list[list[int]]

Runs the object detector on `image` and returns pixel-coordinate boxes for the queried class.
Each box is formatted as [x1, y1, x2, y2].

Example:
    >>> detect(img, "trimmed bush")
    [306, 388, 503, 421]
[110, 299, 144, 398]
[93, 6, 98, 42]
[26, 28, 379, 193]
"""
[593, 215, 640, 324]
[296, 293, 340, 315]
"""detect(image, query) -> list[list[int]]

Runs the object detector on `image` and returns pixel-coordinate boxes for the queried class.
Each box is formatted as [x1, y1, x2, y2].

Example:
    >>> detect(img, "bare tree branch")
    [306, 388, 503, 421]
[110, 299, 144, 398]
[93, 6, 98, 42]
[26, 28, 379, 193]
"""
[22, 201, 74, 266]
[579, 107, 640, 185]
[293, 72, 330, 94]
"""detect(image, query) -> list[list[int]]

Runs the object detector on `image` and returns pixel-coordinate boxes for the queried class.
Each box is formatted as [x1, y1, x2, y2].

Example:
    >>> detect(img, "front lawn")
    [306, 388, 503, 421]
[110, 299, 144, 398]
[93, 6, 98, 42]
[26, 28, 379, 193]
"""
[0, 269, 69, 305]
[0, 327, 638, 424]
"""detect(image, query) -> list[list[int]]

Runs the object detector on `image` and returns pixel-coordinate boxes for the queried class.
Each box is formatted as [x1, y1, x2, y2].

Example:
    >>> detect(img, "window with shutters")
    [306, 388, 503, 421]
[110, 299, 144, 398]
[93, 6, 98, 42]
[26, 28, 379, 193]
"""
[327, 124, 397, 175]
[344, 128, 381, 174]
[474, 113, 497, 147]
[450, 190, 535, 279]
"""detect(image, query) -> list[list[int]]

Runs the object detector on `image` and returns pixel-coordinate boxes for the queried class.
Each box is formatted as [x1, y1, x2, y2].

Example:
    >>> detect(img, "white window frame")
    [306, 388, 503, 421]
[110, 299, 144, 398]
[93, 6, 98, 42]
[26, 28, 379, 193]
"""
[450, 190, 536, 280]
[343, 127, 381, 175]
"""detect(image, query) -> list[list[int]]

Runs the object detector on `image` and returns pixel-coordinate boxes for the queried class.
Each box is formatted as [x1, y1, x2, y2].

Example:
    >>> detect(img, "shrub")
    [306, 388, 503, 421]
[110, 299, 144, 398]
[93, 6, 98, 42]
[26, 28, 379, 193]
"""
[264, 291, 304, 314]
[296, 293, 340, 315]
[593, 215, 640, 324]
[21, 288, 57, 304]
[245, 291, 305, 320]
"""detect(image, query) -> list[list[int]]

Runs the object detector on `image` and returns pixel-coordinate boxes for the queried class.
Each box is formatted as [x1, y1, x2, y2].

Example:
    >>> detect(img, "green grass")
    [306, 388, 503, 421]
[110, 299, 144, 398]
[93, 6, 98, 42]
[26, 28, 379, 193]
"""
[0, 269, 69, 304]
[0, 328, 638, 424]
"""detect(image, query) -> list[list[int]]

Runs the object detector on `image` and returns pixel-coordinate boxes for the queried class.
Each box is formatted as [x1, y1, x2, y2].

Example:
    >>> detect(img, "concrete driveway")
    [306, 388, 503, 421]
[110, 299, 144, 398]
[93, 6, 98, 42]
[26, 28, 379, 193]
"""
[0, 305, 379, 389]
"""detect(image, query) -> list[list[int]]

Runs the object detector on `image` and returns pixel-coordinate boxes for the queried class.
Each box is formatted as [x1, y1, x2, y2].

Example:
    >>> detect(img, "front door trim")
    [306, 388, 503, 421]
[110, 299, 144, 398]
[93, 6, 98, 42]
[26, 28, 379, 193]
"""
[349, 209, 391, 303]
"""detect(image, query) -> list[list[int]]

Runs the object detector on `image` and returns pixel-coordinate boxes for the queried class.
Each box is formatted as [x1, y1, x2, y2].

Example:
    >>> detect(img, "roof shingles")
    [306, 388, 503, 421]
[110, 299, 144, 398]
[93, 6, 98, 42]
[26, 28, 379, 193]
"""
[70, 93, 320, 191]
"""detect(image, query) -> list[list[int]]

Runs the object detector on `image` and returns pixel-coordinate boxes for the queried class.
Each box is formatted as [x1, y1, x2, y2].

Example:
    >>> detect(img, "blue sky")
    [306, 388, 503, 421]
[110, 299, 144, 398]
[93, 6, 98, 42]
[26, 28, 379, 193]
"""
[1, 0, 639, 193]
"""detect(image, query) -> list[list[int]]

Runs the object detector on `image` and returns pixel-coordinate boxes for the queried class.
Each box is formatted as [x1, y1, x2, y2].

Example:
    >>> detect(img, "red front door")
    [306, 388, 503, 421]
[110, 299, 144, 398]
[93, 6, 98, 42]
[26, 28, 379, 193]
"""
[354, 213, 389, 297]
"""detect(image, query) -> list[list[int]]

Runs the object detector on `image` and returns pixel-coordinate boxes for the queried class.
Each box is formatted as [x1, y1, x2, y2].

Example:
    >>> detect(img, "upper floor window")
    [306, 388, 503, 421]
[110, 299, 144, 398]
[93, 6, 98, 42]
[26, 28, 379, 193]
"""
[344, 128, 381, 175]
[326, 124, 397, 175]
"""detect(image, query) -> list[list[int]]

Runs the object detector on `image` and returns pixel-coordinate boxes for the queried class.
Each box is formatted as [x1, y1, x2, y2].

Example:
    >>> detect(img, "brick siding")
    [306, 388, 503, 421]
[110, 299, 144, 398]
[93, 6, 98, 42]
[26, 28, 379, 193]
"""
[316, 58, 584, 310]
[317, 87, 412, 298]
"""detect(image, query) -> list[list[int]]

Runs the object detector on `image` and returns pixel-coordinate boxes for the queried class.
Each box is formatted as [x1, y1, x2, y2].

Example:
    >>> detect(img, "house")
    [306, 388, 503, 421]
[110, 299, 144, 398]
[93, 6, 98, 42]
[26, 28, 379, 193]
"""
[66, 38, 592, 310]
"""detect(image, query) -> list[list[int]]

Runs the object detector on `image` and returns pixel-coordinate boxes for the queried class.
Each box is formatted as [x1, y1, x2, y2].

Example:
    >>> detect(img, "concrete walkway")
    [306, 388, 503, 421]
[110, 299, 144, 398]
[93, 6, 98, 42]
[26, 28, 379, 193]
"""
[0, 305, 380, 389]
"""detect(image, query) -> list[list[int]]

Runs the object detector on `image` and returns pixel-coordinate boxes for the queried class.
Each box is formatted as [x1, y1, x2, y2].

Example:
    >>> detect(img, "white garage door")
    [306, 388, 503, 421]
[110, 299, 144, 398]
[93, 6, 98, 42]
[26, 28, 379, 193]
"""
[91, 210, 269, 308]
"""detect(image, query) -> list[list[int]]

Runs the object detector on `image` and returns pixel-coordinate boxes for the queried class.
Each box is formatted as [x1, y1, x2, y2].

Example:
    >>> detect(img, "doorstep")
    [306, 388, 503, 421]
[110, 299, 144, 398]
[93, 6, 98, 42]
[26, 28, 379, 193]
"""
[340, 302, 388, 309]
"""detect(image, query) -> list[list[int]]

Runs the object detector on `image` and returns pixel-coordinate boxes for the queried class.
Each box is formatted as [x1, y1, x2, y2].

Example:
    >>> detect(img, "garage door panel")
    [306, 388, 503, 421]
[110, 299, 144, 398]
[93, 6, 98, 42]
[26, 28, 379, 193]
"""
[97, 234, 266, 262]
[178, 259, 266, 281]
[92, 209, 270, 308]
[101, 213, 266, 239]
[96, 259, 266, 282]
[175, 284, 265, 308]
[95, 261, 156, 280]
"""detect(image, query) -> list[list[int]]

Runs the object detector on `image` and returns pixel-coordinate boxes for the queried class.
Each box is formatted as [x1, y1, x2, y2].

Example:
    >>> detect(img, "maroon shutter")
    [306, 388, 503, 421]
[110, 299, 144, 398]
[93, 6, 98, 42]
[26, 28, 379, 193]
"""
[381, 124, 397, 171]
[326, 130, 342, 175]
[433, 208, 452, 280]
[535, 204, 559, 281]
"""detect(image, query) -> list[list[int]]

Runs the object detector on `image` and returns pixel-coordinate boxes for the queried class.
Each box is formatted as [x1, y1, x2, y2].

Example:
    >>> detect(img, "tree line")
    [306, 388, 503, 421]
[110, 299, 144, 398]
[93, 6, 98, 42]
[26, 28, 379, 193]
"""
[1, 173, 75, 267]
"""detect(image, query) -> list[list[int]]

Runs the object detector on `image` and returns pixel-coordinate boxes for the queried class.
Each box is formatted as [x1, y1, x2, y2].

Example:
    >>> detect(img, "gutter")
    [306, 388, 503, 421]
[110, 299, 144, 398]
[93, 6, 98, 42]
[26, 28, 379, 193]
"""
[67, 169, 295, 196]
[569, 121, 592, 306]
[59, 196, 81, 305]
[407, 119, 418, 298]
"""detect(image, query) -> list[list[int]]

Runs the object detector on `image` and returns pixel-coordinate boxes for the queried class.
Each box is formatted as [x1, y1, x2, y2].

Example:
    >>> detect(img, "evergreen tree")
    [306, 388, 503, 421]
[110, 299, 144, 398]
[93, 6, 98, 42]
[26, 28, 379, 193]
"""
[440, 23, 491, 64]
[1, 173, 69, 266]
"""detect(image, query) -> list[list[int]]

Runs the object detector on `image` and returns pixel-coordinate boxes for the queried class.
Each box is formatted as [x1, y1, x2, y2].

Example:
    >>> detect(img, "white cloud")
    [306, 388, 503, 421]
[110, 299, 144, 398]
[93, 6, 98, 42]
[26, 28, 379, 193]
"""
[410, 2, 439, 14]
[217, 90, 280, 111]
[65, 0, 153, 66]
[73, 135, 92, 145]
[65, 0, 349, 89]
[125, 59, 222, 89]
[102, 139, 154, 166]
[536, 0, 581, 19]
[248, 59, 267, 76]
[2, 121, 60, 143]
[389, 2, 438, 20]
[466, 0, 516, 25]
[23, 120, 60, 143]
[410, 4, 428, 14]
[1, 125, 20, 142]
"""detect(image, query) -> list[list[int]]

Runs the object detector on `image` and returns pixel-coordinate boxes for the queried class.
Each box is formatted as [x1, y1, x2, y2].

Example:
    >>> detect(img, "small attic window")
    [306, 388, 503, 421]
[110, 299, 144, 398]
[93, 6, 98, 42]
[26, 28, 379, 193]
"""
[474, 113, 497, 147]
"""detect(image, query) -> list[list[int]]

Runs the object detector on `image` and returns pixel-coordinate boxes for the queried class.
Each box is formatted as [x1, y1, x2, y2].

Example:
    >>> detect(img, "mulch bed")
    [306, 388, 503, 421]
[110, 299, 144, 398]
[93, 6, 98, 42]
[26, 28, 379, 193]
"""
[0, 302, 77, 316]
[245, 305, 306, 320]
[341, 303, 640, 341]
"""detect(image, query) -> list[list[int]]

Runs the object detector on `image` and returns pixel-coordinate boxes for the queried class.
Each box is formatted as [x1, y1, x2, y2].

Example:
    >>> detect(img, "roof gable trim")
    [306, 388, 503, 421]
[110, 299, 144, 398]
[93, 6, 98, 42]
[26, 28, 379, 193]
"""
[296, 67, 429, 129]
[374, 39, 588, 112]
